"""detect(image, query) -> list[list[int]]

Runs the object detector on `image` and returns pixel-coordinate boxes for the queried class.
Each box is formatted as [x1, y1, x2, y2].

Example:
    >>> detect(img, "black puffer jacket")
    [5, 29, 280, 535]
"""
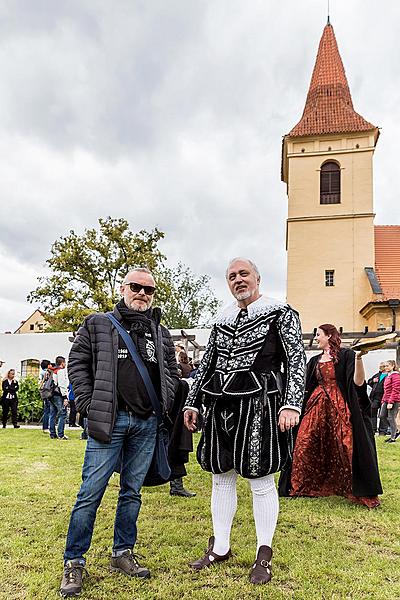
[68, 305, 179, 442]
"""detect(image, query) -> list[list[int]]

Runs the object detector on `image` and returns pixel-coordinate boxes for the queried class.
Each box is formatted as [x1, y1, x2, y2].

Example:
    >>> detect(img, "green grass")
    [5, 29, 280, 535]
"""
[0, 430, 399, 600]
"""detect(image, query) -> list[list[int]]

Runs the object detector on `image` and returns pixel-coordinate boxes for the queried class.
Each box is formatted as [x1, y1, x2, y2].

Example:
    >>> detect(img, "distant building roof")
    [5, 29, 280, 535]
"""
[374, 226, 400, 300]
[13, 309, 48, 334]
[288, 23, 376, 137]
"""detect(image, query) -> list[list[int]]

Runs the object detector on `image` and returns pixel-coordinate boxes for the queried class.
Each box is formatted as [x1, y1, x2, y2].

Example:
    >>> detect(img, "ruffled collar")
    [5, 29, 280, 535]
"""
[215, 294, 287, 326]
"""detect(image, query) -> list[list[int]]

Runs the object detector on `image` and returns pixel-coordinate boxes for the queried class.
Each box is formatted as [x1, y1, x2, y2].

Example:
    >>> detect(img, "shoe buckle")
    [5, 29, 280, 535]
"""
[260, 560, 271, 567]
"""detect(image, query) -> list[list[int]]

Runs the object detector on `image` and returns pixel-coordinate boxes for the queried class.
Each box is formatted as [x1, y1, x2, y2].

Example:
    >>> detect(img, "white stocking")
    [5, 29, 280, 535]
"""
[248, 474, 279, 554]
[211, 470, 238, 555]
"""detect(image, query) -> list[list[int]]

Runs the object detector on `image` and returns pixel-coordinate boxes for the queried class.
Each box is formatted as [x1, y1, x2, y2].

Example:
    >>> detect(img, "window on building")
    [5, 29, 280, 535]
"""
[21, 359, 40, 378]
[325, 270, 335, 287]
[320, 162, 340, 204]
[29, 324, 34, 330]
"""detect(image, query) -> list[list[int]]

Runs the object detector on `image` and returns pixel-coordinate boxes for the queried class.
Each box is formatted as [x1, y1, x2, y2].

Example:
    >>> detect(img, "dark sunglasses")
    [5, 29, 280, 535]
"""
[125, 282, 156, 295]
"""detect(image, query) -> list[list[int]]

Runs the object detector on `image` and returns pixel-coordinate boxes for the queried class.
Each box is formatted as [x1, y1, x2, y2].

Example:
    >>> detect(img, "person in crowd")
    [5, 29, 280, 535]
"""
[367, 363, 388, 435]
[1, 369, 20, 428]
[67, 382, 78, 427]
[189, 358, 200, 380]
[380, 360, 400, 443]
[79, 414, 88, 440]
[184, 258, 305, 585]
[177, 350, 192, 379]
[279, 324, 382, 508]
[60, 268, 179, 598]
[175, 343, 185, 360]
[168, 379, 196, 498]
[39, 359, 52, 433]
[49, 356, 69, 440]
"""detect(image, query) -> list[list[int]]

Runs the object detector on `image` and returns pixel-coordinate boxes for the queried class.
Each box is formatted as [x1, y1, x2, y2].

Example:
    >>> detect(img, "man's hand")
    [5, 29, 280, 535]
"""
[387, 403, 393, 410]
[184, 409, 198, 432]
[278, 408, 299, 432]
[63, 397, 69, 408]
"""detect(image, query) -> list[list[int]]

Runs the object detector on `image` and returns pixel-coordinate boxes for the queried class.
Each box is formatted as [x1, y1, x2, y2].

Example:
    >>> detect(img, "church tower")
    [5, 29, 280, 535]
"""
[282, 22, 379, 332]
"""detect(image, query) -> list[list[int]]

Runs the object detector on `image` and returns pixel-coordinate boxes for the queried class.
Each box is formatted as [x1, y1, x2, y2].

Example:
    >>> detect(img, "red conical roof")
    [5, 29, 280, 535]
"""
[289, 23, 376, 137]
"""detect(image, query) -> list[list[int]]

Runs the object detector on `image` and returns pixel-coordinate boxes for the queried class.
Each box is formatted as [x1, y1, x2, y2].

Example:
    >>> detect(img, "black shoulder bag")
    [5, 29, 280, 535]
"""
[106, 312, 171, 486]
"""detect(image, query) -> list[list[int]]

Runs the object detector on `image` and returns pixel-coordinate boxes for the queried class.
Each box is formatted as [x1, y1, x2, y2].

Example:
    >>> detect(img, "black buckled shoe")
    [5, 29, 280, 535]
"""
[190, 536, 231, 570]
[249, 545, 272, 584]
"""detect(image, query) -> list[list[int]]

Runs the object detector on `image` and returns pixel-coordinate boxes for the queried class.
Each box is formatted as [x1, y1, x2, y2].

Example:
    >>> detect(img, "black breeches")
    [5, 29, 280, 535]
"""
[2, 397, 18, 426]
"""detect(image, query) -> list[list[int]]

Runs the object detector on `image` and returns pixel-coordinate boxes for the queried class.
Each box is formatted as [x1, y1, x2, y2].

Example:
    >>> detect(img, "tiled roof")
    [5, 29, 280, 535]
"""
[289, 23, 376, 137]
[374, 226, 400, 300]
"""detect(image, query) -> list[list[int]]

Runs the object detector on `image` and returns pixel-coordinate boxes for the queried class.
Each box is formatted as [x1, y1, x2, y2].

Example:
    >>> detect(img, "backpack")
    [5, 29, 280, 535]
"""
[40, 371, 55, 400]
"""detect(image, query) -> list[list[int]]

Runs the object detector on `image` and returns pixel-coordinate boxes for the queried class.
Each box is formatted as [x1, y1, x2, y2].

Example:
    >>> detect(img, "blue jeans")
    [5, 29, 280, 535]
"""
[42, 399, 51, 430]
[64, 410, 157, 563]
[49, 395, 66, 438]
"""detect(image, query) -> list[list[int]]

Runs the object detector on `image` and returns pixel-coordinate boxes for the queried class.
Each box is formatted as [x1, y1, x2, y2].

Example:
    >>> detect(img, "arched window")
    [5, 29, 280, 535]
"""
[320, 162, 340, 204]
[21, 359, 40, 378]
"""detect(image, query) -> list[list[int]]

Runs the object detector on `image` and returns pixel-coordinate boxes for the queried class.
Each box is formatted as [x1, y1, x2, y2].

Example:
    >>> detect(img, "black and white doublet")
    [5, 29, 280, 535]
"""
[186, 296, 306, 478]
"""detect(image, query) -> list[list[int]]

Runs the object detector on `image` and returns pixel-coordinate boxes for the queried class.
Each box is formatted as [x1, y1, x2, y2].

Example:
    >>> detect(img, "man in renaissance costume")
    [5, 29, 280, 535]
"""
[184, 258, 306, 584]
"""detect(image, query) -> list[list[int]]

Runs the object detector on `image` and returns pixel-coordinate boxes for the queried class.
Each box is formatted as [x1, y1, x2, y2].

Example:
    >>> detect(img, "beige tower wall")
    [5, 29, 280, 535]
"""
[284, 132, 377, 332]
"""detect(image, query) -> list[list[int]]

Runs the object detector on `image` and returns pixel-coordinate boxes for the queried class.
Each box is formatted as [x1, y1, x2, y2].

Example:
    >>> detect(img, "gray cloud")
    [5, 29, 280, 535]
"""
[1, 0, 399, 331]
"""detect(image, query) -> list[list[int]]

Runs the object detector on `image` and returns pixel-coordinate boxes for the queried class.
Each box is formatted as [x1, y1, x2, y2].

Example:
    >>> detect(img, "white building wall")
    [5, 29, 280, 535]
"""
[0, 332, 73, 378]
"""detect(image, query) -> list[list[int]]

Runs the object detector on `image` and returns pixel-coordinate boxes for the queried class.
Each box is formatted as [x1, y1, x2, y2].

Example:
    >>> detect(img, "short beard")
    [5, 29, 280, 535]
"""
[127, 300, 152, 312]
[234, 290, 252, 301]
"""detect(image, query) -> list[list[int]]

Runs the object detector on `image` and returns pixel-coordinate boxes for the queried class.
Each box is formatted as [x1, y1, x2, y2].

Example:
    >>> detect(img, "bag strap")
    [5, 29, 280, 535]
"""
[106, 312, 163, 423]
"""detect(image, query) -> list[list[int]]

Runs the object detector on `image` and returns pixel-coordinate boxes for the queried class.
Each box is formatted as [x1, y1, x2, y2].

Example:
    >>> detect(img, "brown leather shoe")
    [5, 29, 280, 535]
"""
[190, 536, 232, 570]
[249, 545, 272, 584]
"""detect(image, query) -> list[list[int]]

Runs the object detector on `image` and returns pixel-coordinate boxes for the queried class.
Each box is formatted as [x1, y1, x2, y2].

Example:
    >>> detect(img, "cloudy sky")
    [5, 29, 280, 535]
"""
[1, 0, 399, 332]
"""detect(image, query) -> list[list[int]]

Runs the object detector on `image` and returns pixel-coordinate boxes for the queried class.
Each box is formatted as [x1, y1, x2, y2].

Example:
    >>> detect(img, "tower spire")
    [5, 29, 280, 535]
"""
[327, 0, 330, 25]
[288, 23, 375, 137]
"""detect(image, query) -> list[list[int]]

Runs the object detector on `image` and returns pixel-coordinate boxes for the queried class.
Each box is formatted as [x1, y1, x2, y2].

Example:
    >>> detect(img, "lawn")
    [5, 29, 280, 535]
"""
[0, 429, 399, 600]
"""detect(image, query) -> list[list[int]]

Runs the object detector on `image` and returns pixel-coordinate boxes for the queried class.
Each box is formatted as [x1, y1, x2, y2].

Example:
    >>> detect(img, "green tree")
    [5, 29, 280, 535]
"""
[17, 376, 43, 423]
[158, 262, 220, 328]
[28, 217, 165, 331]
[29, 217, 220, 331]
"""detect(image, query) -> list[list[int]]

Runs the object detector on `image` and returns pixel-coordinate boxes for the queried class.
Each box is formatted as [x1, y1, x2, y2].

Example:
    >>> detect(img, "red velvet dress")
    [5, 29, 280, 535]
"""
[290, 361, 379, 508]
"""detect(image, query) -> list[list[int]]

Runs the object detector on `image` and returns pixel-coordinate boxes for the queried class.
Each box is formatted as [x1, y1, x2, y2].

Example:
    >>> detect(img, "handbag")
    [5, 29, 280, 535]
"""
[106, 313, 171, 486]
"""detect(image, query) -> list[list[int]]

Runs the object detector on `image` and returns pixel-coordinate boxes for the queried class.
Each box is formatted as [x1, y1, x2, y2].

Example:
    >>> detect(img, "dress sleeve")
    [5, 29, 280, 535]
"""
[276, 308, 306, 413]
[184, 326, 217, 411]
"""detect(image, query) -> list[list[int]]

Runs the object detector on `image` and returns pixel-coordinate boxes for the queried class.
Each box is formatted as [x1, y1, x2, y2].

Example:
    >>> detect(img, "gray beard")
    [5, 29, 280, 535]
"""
[127, 300, 151, 312]
[234, 290, 252, 301]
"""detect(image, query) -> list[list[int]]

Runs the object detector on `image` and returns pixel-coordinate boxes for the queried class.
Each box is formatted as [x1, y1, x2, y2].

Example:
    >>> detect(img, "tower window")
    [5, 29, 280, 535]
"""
[320, 162, 340, 204]
[325, 270, 335, 286]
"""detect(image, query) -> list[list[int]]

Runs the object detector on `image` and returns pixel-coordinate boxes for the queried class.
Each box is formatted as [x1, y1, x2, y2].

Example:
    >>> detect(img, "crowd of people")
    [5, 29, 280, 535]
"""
[0, 259, 399, 597]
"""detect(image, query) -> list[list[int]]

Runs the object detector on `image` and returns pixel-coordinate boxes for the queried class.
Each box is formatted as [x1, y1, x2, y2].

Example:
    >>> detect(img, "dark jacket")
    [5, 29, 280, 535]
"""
[279, 348, 382, 497]
[367, 372, 386, 408]
[2, 379, 19, 400]
[168, 379, 194, 478]
[68, 305, 179, 443]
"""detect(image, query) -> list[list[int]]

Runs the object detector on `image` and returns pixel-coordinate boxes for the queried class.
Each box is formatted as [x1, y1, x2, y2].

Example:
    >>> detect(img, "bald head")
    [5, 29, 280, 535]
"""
[120, 268, 156, 311]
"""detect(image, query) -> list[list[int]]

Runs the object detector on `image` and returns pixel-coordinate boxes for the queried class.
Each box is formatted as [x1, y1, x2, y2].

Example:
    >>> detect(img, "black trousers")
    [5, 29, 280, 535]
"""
[2, 397, 18, 426]
[69, 400, 77, 425]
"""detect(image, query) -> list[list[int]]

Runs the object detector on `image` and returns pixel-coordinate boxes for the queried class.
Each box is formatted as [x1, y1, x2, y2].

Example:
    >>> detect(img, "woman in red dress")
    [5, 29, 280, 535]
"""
[279, 324, 382, 508]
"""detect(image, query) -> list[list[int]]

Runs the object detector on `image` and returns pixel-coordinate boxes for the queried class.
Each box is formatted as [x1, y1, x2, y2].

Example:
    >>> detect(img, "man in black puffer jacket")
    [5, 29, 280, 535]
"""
[60, 268, 179, 598]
